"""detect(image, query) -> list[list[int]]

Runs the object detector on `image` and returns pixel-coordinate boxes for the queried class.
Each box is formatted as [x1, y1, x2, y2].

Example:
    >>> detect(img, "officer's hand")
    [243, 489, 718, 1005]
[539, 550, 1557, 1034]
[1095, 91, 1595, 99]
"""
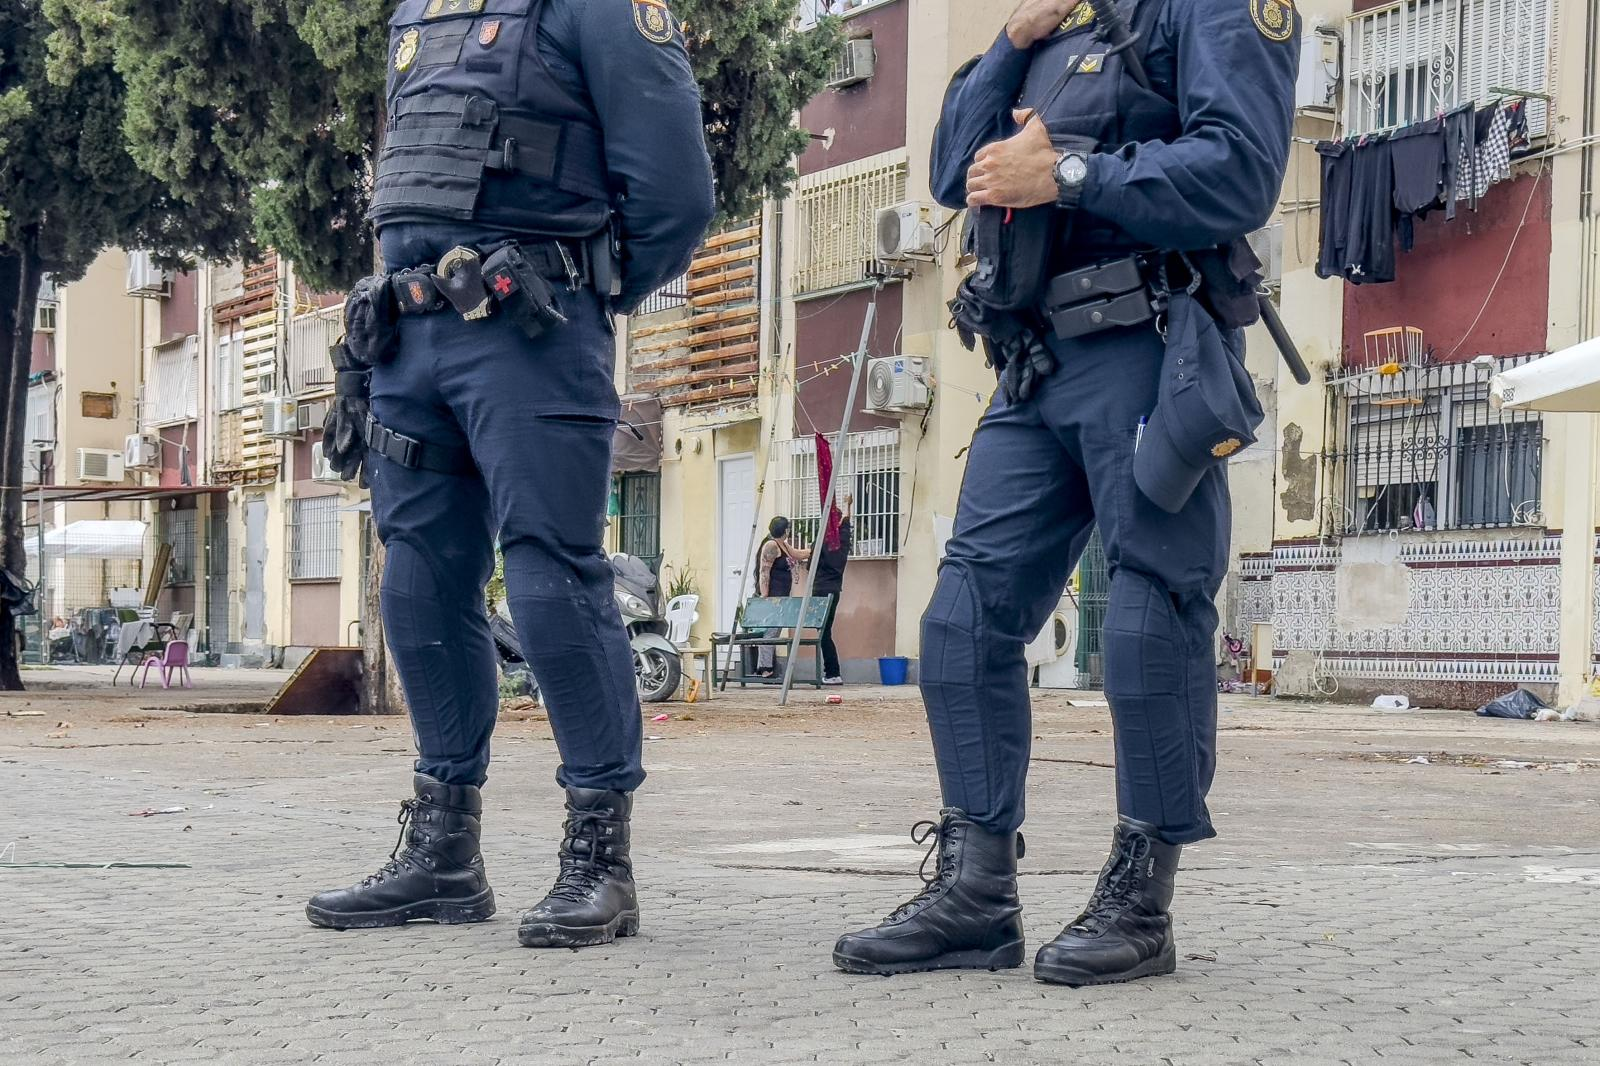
[967, 111, 1059, 210]
[1007, 0, 1086, 49]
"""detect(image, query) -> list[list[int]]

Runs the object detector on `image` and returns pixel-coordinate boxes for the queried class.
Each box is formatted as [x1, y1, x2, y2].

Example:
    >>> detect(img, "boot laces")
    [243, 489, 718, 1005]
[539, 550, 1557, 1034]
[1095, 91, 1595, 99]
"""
[360, 799, 421, 886]
[546, 809, 617, 903]
[886, 815, 959, 921]
[1073, 831, 1152, 934]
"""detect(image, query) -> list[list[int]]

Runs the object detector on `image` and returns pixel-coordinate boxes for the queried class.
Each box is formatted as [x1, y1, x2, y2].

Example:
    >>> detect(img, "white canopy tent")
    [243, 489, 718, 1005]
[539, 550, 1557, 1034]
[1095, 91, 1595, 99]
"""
[23, 520, 149, 559]
[1491, 340, 1600, 412]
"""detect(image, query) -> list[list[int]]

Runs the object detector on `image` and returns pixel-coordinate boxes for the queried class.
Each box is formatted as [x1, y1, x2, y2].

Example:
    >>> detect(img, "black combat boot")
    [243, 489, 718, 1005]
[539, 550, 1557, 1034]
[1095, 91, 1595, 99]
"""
[832, 810, 1026, 975]
[1034, 816, 1182, 986]
[517, 787, 640, 948]
[305, 773, 496, 930]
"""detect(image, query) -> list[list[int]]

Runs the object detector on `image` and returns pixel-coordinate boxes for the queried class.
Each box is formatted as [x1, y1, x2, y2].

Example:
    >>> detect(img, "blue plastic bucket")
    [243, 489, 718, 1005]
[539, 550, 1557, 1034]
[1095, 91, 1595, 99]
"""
[878, 656, 910, 686]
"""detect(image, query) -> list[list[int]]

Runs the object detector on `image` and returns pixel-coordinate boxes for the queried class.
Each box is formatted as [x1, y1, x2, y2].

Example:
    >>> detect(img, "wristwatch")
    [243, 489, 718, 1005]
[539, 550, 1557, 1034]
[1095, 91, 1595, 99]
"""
[1054, 150, 1090, 208]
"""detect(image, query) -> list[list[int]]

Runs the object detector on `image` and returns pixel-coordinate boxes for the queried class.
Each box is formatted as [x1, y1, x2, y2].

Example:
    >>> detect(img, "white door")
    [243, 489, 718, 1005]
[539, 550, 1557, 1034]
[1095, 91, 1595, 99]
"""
[717, 454, 757, 635]
[243, 498, 268, 643]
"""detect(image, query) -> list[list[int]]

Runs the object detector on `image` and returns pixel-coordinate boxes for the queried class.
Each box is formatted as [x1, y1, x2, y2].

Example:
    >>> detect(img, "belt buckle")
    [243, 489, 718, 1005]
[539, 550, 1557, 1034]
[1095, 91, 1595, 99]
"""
[436, 246, 491, 321]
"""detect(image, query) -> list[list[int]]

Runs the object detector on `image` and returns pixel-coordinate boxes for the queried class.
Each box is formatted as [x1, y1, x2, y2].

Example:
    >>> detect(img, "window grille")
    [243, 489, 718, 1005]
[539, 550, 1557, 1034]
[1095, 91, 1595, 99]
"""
[144, 337, 199, 429]
[163, 510, 198, 586]
[634, 276, 688, 318]
[288, 306, 342, 395]
[770, 428, 901, 559]
[1330, 356, 1543, 533]
[288, 496, 342, 581]
[792, 150, 908, 295]
[616, 473, 662, 566]
[797, 0, 892, 28]
[1344, 0, 1554, 137]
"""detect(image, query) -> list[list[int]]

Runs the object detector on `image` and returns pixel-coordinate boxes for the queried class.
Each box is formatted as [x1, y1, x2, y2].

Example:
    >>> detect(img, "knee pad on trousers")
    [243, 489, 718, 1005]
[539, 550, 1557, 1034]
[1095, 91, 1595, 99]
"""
[919, 562, 982, 698]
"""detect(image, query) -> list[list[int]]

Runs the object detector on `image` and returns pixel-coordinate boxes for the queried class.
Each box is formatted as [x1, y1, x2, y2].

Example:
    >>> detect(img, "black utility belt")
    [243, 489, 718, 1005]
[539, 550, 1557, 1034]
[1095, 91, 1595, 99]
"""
[387, 239, 594, 340]
[1040, 254, 1168, 342]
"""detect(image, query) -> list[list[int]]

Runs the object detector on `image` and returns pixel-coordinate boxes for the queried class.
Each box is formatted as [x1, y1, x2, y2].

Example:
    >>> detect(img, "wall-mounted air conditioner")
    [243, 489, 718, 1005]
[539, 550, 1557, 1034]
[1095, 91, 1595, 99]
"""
[866, 356, 930, 413]
[311, 442, 341, 483]
[828, 37, 876, 89]
[297, 400, 328, 433]
[260, 394, 301, 439]
[124, 433, 160, 470]
[125, 251, 173, 298]
[874, 202, 938, 261]
[77, 448, 126, 483]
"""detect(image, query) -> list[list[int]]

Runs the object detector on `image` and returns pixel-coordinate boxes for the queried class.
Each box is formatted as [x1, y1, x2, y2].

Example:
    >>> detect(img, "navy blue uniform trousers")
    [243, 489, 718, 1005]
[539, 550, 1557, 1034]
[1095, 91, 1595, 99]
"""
[923, 324, 1227, 845]
[367, 227, 644, 793]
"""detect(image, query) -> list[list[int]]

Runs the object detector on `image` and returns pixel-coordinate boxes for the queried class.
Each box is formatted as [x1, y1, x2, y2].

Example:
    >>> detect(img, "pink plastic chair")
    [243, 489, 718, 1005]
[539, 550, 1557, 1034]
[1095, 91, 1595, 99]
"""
[137, 640, 193, 690]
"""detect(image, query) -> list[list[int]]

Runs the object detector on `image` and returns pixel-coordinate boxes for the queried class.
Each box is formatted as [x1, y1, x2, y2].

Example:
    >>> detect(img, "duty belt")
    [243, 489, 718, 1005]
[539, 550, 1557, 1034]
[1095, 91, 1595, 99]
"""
[389, 239, 591, 324]
[1040, 253, 1176, 342]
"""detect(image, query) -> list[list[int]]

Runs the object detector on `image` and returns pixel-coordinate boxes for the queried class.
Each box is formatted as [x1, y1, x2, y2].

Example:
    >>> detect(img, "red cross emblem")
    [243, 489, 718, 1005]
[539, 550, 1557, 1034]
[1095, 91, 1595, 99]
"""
[491, 273, 514, 297]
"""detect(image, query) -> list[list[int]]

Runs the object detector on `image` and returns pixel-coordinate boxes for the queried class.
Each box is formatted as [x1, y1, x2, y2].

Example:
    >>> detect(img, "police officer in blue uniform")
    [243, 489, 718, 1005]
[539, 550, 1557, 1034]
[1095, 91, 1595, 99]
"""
[834, 0, 1297, 985]
[305, 0, 713, 948]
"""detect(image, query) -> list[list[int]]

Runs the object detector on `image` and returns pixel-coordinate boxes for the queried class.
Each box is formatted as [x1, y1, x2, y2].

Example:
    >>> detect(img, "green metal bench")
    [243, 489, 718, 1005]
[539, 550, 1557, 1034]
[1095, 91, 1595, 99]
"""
[711, 596, 833, 690]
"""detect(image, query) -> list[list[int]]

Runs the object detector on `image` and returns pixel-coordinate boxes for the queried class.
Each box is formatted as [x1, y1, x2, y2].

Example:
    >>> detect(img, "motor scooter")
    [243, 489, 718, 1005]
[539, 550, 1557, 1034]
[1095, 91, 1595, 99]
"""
[492, 553, 680, 703]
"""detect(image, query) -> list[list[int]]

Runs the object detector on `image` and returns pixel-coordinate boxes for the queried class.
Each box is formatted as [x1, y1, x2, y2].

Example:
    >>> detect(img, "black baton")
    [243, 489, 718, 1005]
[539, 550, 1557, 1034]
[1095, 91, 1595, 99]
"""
[1259, 295, 1312, 385]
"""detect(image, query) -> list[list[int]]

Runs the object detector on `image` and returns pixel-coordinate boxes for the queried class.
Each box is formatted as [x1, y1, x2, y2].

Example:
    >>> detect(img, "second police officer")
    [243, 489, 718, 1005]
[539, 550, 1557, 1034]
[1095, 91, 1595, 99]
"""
[306, 0, 713, 948]
[834, 0, 1298, 984]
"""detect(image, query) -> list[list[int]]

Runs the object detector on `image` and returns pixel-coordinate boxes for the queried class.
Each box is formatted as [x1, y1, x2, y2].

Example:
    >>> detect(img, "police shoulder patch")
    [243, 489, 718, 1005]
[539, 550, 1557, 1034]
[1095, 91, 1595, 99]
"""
[1059, 3, 1095, 32]
[1250, 0, 1295, 42]
[633, 0, 675, 45]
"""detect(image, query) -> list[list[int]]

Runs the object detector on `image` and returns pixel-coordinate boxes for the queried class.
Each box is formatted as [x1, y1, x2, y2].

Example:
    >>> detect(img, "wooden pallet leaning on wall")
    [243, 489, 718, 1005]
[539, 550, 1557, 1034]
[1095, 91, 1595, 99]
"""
[630, 221, 762, 409]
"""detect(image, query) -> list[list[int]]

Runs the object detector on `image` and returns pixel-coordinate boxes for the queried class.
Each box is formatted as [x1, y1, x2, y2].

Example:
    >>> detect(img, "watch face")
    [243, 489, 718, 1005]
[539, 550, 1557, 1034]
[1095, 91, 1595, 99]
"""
[1058, 154, 1089, 186]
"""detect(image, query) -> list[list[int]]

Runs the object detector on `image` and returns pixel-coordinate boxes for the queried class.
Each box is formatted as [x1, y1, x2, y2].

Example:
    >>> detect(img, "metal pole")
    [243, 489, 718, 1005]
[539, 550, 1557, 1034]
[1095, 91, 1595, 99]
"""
[35, 476, 45, 661]
[778, 282, 881, 705]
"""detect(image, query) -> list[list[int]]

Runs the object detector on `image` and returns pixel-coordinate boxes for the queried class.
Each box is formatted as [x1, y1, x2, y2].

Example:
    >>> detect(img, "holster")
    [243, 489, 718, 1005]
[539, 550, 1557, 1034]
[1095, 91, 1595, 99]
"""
[1190, 238, 1265, 330]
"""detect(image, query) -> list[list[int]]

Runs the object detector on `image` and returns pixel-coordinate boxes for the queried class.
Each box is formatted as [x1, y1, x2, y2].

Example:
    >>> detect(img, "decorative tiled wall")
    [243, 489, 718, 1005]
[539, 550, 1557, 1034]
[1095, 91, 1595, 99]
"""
[1254, 534, 1564, 686]
[1237, 552, 1274, 627]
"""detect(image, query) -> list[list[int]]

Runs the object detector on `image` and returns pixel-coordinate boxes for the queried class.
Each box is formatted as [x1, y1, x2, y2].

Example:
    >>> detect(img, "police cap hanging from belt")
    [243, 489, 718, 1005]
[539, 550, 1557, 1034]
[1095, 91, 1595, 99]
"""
[833, 0, 1300, 987]
[306, 0, 714, 950]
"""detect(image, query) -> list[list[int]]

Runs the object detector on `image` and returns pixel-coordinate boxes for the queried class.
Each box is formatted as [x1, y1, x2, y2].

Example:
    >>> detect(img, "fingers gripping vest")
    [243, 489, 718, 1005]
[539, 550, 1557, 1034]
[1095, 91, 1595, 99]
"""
[371, 0, 610, 232]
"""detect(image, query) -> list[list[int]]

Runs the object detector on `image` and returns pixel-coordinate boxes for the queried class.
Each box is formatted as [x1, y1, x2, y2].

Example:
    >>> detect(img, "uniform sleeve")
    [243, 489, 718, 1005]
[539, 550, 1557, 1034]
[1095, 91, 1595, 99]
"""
[929, 31, 1033, 210]
[576, 0, 715, 312]
[1078, 0, 1299, 250]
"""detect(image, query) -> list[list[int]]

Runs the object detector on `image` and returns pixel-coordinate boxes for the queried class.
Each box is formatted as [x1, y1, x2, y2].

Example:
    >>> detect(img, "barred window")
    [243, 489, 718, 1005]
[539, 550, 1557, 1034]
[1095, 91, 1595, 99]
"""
[1332, 357, 1543, 534]
[792, 150, 908, 295]
[616, 473, 662, 567]
[144, 337, 199, 429]
[288, 496, 342, 580]
[163, 509, 198, 586]
[1345, 0, 1554, 137]
[770, 428, 901, 559]
[633, 275, 688, 318]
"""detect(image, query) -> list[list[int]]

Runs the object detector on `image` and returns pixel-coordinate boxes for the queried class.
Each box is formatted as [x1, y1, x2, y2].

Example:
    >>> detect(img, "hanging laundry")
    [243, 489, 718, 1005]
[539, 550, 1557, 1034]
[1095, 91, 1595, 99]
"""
[1390, 116, 1448, 252]
[1440, 103, 1475, 220]
[1342, 135, 1398, 284]
[1315, 139, 1353, 280]
[1459, 102, 1514, 202]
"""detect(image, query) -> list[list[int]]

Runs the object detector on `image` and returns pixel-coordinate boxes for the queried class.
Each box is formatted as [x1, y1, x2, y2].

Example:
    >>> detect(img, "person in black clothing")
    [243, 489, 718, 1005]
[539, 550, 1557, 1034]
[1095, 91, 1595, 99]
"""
[811, 494, 853, 685]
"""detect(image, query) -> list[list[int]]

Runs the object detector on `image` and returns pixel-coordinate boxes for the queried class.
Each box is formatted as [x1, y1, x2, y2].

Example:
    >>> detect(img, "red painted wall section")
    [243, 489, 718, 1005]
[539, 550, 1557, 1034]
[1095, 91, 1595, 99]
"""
[30, 332, 54, 375]
[1343, 171, 1552, 365]
[797, 0, 909, 176]
[158, 424, 197, 487]
[794, 284, 903, 435]
[160, 271, 200, 342]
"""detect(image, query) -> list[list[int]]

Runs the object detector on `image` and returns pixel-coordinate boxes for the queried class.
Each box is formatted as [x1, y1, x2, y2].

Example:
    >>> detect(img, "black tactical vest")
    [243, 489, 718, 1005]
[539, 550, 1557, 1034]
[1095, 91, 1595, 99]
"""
[370, 0, 611, 236]
[1020, 0, 1179, 263]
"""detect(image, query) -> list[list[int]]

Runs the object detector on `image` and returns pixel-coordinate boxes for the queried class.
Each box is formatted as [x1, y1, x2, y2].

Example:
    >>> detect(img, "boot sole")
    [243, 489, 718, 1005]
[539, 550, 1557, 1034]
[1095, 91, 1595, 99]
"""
[1033, 944, 1178, 987]
[833, 939, 1026, 976]
[518, 909, 640, 948]
[305, 888, 497, 931]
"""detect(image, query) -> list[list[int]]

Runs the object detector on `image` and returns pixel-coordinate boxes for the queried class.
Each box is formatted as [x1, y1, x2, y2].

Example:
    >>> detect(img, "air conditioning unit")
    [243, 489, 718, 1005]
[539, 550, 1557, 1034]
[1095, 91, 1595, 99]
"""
[875, 202, 938, 261]
[866, 356, 930, 413]
[297, 400, 328, 433]
[76, 448, 125, 483]
[828, 37, 876, 89]
[123, 433, 160, 470]
[311, 442, 340, 483]
[125, 251, 172, 298]
[260, 394, 301, 439]
[1247, 223, 1284, 291]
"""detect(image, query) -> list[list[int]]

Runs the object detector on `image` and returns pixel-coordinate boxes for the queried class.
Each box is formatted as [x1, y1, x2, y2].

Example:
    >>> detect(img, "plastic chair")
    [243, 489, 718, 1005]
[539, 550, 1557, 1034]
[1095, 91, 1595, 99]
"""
[137, 640, 192, 690]
[111, 621, 156, 684]
[664, 595, 699, 646]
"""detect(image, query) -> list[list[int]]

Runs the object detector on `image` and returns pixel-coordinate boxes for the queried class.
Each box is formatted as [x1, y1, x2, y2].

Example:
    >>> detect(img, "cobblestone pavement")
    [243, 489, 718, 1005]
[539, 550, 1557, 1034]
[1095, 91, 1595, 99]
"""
[4, 667, 1600, 1065]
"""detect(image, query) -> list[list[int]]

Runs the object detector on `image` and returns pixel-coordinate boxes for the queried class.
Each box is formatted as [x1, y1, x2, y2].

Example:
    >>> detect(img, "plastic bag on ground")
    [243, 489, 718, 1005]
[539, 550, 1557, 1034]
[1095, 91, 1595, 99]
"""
[1475, 688, 1548, 720]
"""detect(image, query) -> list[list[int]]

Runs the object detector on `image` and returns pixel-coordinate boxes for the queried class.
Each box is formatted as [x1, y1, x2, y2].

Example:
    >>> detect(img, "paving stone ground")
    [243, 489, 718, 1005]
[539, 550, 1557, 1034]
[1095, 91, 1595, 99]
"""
[3, 667, 1599, 1065]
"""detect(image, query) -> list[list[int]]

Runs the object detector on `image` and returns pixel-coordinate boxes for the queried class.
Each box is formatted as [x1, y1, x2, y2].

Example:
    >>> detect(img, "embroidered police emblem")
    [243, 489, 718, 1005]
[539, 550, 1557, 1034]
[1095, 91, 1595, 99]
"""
[426, 0, 444, 15]
[407, 280, 427, 307]
[1211, 438, 1244, 458]
[1060, 3, 1094, 32]
[1250, 0, 1294, 42]
[634, 0, 674, 44]
[479, 19, 500, 47]
[394, 28, 420, 72]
